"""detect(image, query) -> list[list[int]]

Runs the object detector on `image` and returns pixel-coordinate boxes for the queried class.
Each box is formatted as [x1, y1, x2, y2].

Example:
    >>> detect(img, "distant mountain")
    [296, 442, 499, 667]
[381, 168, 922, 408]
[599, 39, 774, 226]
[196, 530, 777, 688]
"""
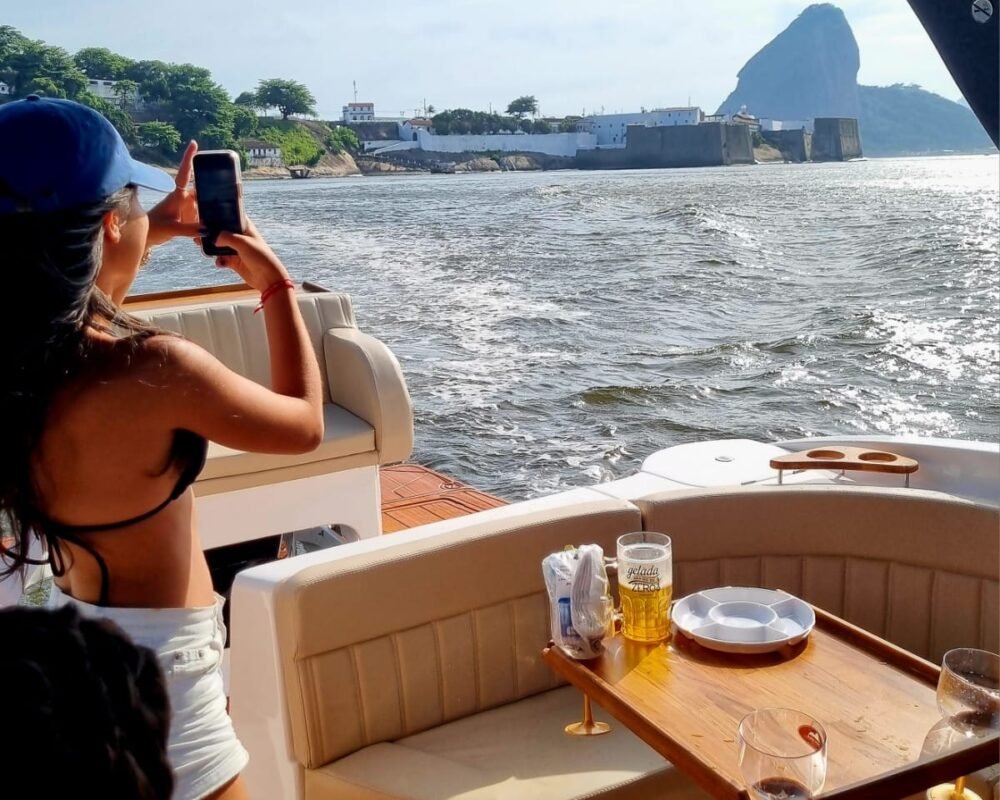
[718, 4, 859, 121]
[717, 3, 995, 156]
[858, 84, 993, 156]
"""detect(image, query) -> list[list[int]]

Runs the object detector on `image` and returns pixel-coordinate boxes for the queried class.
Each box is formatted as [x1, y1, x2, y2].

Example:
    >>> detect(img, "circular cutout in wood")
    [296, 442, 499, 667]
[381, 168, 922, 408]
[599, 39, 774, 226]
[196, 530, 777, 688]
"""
[858, 451, 898, 462]
[806, 449, 845, 459]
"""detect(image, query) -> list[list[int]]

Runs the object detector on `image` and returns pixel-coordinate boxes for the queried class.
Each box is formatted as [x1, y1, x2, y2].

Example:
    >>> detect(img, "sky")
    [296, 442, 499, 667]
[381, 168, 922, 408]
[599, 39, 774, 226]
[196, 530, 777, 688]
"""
[3, 0, 963, 119]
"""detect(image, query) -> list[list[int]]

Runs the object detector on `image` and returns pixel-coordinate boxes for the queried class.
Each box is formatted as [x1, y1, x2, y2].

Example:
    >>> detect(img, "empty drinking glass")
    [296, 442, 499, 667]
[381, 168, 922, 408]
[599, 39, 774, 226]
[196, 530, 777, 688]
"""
[738, 708, 828, 800]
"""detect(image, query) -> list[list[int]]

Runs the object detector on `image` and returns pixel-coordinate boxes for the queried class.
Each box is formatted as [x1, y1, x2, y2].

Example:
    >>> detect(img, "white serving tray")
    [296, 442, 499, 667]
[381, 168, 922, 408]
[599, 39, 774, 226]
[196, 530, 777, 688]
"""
[671, 587, 816, 654]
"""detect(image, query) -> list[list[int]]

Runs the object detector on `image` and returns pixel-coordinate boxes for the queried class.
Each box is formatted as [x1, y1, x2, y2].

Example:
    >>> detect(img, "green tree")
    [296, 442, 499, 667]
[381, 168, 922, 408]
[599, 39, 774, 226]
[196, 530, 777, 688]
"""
[425, 103, 436, 114]
[431, 110, 451, 134]
[518, 118, 532, 133]
[326, 125, 359, 153]
[197, 123, 237, 151]
[124, 60, 172, 104]
[74, 47, 131, 80]
[0, 26, 28, 86]
[22, 76, 65, 98]
[255, 78, 316, 120]
[558, 116, 581, 133]
[112, 78, 138, 110]
[5, 40, 87, 100]
[531, 119, 551, 134]
[138, 120, 182, 154]
[78, 91, 136, 143]
[506, 95, 538, 118]
[232, 105, 258, 138]
[234, 90, 258, 108]
[168, 76, 234, 142]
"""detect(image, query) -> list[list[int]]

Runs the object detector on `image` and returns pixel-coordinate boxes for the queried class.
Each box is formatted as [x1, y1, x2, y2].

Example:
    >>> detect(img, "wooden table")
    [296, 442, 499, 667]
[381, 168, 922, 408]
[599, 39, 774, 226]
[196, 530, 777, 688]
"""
[543, 608, 998, 800]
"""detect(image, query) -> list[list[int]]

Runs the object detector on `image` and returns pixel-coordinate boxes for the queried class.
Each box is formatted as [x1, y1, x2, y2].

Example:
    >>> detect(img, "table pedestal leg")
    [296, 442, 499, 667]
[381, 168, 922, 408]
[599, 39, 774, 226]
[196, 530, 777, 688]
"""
[565, 694, 610, 736]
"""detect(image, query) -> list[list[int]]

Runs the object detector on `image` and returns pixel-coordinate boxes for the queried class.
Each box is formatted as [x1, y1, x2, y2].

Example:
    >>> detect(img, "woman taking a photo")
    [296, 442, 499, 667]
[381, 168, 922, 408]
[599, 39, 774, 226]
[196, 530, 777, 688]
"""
[0, 96, 324, 799]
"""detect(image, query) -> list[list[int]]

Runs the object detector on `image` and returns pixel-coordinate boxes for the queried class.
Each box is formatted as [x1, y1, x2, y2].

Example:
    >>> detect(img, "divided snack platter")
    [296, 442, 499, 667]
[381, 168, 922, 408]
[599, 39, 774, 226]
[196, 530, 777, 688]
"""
[671, 587, 816, 654]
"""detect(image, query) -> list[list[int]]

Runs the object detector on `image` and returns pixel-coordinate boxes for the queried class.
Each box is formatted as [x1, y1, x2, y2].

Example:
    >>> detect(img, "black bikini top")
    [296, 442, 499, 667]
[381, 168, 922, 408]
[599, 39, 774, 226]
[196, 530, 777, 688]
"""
[38, 429, 208, 606]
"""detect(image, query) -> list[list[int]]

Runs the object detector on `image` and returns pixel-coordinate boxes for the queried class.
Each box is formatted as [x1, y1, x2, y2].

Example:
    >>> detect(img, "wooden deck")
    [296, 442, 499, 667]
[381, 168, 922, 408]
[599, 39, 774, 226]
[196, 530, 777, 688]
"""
[379, 464, 508, 532]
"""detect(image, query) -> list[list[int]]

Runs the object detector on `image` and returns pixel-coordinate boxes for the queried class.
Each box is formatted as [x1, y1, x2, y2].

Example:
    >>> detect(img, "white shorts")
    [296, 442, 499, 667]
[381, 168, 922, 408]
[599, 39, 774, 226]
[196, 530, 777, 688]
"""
[50, 585, 249, 800]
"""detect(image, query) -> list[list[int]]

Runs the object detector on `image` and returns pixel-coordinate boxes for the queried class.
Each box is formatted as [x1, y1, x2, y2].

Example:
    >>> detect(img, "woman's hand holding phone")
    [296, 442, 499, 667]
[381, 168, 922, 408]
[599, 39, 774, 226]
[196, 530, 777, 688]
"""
[211, 221, 291, 292]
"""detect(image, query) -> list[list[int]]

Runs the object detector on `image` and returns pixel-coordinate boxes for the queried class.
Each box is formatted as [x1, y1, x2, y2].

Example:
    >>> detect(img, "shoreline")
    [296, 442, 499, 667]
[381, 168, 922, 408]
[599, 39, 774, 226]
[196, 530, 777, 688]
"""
[163, 149, 998, 184]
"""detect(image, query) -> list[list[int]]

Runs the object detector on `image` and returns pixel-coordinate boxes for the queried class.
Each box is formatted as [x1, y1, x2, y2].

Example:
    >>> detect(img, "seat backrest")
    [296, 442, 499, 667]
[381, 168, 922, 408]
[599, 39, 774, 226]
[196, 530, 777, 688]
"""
[132, 291, 356, 401]
[272, 492, 641, 769]
[637, 485, 999, 663]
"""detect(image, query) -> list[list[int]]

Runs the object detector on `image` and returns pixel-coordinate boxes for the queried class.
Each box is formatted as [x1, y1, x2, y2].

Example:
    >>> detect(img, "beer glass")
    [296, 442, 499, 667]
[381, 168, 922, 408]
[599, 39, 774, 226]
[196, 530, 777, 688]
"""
[738, 708, 828, 800]
[616, 531, 672, 643]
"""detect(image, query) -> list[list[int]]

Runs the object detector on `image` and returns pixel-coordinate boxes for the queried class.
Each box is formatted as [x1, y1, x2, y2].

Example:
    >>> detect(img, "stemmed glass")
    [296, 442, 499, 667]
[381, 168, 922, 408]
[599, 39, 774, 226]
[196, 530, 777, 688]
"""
[738, 708, 828, 800]
[927, 648, 1000, 800]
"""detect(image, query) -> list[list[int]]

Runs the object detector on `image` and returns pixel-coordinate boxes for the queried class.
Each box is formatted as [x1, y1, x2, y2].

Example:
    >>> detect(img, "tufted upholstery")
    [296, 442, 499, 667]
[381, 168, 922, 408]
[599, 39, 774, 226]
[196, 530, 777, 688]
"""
[131, 290, 413, 494]
[637, 485, 999, 663]
[250, 483, 997, 799]
[276, 493, 641, 768]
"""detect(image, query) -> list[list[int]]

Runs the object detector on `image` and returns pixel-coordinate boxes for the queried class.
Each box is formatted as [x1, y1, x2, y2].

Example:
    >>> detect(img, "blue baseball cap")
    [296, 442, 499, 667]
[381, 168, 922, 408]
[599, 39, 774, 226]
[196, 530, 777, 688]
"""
[0, 95, 175, 214]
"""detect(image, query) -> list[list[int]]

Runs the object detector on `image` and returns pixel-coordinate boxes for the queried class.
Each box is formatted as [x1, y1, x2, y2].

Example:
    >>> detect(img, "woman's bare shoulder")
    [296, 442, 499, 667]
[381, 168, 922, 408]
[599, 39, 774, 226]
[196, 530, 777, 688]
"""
[124, 334, 215, 376]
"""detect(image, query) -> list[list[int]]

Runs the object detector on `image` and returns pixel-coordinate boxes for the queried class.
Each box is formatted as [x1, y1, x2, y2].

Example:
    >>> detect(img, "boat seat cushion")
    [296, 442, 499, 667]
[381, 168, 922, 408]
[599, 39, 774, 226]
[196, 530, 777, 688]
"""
[275, 491, 642, 769]
[636, 485, 1000, 663]
[306, 686, 709, 800]
[134, 290, 414, 495]
[194, 404, 376, 495]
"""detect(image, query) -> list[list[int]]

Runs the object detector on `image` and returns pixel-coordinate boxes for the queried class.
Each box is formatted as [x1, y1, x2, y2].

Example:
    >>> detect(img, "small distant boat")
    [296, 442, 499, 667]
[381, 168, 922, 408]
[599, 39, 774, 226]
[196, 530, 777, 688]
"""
[288, 166, 312, 179]
[429, 162, 456, 174]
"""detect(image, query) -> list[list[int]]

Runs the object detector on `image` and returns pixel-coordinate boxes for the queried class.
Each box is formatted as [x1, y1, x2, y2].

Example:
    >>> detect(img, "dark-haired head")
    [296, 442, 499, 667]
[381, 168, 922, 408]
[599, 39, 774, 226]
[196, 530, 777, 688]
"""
[0, 97, 174, 585]
[0, 604, 173, 799]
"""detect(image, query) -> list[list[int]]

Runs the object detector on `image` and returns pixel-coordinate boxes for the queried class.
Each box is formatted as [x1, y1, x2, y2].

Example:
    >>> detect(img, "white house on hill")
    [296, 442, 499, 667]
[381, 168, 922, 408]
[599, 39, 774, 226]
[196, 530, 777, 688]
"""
[243, 140, 284, 168]
[343, 102, 375, 123]
[87, 78, 119, 101]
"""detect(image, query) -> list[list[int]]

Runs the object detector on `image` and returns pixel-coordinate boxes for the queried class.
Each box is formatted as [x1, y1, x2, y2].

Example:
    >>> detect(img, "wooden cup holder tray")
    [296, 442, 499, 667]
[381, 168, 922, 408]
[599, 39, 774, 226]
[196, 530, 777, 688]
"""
[769, 446, 919, 476]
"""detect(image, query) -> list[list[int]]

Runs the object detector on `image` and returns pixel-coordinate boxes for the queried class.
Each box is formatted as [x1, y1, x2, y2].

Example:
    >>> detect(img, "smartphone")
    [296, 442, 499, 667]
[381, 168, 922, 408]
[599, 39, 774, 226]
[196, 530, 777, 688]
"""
[193, 150, 246, 256]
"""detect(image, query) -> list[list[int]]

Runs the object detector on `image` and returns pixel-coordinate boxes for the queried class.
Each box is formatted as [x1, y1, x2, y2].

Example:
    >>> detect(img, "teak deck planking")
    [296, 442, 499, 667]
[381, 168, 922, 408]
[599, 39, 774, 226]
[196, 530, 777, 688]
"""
[544, 608, 999, 800]
[379, 464, 508, 532]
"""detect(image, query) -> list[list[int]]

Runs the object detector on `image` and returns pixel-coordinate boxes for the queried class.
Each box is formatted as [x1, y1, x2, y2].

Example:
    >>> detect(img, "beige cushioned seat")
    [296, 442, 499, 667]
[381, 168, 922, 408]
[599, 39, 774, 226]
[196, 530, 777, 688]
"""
[309, 687, 708, 800]
[266, 491, 708, 799]
[637, 485, 999, 663]
[132, 290, 413, 497]
[202, 405, 374, 481]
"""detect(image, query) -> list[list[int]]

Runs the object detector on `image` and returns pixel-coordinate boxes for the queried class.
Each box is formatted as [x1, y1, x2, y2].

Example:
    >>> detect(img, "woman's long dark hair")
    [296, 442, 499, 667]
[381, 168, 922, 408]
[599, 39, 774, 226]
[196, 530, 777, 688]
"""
[0, 187, 159, 583]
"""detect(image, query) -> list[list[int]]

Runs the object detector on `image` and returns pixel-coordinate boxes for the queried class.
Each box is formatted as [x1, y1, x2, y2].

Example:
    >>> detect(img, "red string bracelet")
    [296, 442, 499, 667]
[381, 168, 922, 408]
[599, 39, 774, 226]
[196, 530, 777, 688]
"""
[254, 279, 295, 313]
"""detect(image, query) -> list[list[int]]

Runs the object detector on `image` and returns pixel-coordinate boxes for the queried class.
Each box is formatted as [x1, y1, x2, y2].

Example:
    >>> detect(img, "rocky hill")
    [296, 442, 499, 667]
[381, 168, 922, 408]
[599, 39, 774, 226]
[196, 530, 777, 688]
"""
[857, 84, 994, 156]
[718, 3, 994, 155]
[718, 4, 859, 121]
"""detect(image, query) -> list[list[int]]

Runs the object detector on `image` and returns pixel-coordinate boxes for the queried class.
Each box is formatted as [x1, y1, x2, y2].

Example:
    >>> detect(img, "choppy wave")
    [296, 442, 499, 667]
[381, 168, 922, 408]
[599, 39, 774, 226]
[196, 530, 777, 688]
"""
[139, 156, 1000, 500]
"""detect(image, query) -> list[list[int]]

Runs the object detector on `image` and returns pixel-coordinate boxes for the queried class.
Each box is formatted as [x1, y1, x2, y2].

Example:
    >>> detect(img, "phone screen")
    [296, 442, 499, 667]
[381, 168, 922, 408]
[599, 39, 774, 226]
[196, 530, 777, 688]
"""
[194, 152, 243, 255]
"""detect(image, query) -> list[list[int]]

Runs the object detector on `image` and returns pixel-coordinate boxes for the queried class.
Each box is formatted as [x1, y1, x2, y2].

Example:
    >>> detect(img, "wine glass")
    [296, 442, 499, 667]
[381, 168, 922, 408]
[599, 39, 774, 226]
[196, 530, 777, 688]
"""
[927, 648, 1000, 800]
[738, 708, 828, 800]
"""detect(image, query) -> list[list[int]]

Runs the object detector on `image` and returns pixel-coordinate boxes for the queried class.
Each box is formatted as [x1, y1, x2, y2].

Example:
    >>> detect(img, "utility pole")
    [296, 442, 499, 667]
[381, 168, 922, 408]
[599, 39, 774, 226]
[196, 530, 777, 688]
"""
[353, 80, 358, 103]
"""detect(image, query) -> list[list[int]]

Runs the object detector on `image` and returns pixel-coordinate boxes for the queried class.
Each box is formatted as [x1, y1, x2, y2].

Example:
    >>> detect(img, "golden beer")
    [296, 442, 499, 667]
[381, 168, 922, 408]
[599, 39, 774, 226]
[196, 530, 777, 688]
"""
[617, 532, 672, 643]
